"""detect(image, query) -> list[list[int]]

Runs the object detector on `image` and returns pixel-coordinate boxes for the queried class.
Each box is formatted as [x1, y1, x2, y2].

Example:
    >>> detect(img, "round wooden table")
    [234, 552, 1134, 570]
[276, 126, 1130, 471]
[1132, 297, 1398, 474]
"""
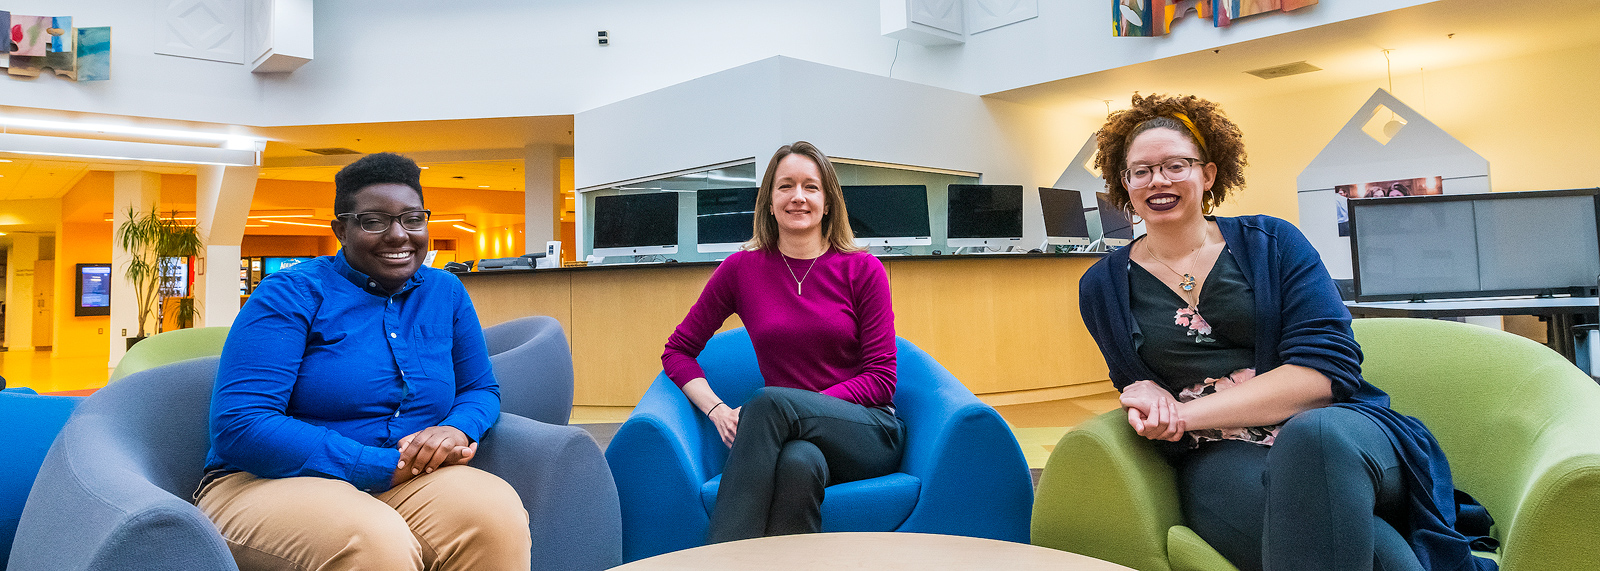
[611, 532, 1134, 570]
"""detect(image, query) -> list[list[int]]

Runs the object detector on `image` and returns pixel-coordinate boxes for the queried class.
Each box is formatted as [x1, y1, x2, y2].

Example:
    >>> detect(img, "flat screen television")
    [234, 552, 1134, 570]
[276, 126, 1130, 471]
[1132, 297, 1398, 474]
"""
[696, 187, 758, 253]
[1349, 188, 1600, 301]
[592, 192, 680, 257]
[946, 184, 1024, 249]
[160, 257, 190, 298]
[75, 263, 112, 316]
[1096, 192, 1134, 247]
[261, 256, 312, 276]
[840, 184, 932, 247]
[1039, 187, 1091, 246]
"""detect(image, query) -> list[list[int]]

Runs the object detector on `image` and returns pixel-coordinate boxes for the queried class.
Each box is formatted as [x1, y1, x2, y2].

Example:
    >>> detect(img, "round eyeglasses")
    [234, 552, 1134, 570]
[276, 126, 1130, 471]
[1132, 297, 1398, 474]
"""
[1122, 157, 1203, 189]
[337, 210, 431, 233]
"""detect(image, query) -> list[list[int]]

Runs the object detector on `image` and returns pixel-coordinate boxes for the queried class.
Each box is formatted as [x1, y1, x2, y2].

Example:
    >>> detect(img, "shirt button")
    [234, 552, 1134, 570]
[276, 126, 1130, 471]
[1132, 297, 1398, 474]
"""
[390, 332, 397, 338]
[369, 280, 377, 288]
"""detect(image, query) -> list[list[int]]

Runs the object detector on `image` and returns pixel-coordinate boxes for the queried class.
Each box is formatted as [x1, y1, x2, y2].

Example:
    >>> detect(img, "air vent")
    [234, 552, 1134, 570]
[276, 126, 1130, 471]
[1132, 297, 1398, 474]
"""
[302, 147, 361, 155]
[1244, 61, 1322, 80]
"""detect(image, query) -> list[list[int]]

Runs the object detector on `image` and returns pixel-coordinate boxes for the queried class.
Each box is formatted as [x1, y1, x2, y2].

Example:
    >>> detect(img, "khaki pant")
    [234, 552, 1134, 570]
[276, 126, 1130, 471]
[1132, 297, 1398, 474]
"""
[197, 465, 531, 571]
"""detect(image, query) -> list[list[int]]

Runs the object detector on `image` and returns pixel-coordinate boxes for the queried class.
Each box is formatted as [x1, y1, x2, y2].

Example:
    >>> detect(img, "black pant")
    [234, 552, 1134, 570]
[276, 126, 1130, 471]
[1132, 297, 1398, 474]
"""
[1178, 407, 1422, 571]
[706, 386, 905, 543]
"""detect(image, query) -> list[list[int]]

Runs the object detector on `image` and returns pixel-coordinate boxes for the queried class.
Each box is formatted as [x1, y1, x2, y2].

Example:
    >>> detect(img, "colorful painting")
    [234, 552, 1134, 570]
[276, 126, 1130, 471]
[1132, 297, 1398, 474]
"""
[1123, 0, 1317, 36]
[45, 42, 75, 80]
[7, 54, 39, 77]
[48, 16, 71, 53]
[74, 26, 109, 81]
[1236, 0, 1280, 19]
[0, 12, 10, 54]
[10, 15, 47, 56]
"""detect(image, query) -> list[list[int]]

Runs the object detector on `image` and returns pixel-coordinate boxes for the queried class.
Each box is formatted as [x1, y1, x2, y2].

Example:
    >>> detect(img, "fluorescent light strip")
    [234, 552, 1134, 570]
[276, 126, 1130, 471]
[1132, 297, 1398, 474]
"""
[0, 117, 259, 145]
[263, 219, 329, 228]
[452, 224, 477, 233]
[0, 133, 258, 167]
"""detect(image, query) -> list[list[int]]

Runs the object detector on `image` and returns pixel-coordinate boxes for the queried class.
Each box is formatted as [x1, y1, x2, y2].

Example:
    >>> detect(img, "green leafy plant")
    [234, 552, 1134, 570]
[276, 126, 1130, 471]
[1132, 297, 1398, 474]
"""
[114, 206, 204, 338]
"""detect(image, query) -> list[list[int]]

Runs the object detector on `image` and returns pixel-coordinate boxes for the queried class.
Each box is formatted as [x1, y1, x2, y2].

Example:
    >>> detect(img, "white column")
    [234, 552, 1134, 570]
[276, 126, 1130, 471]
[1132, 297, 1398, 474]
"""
[194, 157, 260, 328]
[111, 171, 160, 365]
[523, 144, 560, 255]
[3, 234, 39, 351]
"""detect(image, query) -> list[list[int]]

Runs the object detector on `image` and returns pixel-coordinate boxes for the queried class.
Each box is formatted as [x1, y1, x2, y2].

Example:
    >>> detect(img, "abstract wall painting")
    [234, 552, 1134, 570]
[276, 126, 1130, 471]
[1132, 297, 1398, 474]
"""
[1116, 0, 1317, 37]
[10, 14, 47, 56]
[48, 16, 71, 53]
[0, 12, 10, 53]
[74, 26, 109, 81]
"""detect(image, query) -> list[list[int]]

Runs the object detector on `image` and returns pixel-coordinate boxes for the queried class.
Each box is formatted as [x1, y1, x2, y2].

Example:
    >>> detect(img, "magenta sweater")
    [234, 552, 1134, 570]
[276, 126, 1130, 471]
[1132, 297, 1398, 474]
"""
[662, 248, 897, 408]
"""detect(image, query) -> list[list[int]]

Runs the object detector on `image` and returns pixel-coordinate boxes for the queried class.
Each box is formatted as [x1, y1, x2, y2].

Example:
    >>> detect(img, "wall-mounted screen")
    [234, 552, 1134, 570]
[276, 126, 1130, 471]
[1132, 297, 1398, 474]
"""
[841, 184, 932, 247]
[1349, 188, 1600, 301]
[75, 263, 112, 317]
[1096, 192, 1134, 247]
[592, 192, 680, 257]
[160, 257, 190, 298]
[261, 257, 312, 276]
[1039, 187, 1091, 246]
[946, 184, 1024, 249]
[697, 187, 758, 253]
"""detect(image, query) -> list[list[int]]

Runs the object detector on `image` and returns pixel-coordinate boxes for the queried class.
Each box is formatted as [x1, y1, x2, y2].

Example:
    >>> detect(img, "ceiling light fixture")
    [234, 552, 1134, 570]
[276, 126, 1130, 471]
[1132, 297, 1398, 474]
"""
[262, 219, 329, 228]
[0, 133, 258, 167]
[452, 224, 478, 233]
[0, 116, 260, 146]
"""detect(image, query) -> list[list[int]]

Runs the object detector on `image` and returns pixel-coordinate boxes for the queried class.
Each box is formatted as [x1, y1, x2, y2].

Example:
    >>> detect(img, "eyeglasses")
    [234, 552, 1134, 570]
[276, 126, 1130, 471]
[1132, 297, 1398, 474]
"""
[1122, 157, 1203, 189]
[337, 210, 431, 233]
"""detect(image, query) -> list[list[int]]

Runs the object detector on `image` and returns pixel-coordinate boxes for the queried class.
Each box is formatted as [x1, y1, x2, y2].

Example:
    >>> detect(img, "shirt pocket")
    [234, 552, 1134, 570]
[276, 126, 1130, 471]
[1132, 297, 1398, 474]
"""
[413, 324, 457, 384]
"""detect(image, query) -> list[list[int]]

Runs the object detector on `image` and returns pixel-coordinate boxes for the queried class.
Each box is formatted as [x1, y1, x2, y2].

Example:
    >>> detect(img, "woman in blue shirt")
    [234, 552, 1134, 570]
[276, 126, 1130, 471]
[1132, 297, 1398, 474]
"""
[1078, 94, 1491, 571]
[197, 153, 530, 570]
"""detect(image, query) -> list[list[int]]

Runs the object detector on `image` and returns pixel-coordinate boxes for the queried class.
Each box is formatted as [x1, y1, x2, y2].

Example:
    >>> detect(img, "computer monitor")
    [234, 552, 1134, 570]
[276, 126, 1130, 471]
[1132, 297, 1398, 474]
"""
[75, 263, 111, 317]
[946, 184, 1024, 249]
[1349, 188, 1600, 301]
[697, 187, 758, 253]
[841, 184, 932, 247]
[1096, 192, 1134, 247]
[1039, 187, 1091, 246]
[261, 256, 312, 277]
[592, 192, 680, 258]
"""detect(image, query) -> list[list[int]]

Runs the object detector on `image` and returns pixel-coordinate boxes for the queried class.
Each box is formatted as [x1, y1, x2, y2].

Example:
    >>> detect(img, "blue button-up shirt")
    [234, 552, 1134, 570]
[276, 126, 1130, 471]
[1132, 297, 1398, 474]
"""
[205, 251, 500, 493]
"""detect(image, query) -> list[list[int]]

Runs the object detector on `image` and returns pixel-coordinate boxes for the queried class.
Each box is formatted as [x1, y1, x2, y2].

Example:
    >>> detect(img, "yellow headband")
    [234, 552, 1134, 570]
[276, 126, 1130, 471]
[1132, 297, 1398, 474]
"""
[1172, 112, 1208, 155]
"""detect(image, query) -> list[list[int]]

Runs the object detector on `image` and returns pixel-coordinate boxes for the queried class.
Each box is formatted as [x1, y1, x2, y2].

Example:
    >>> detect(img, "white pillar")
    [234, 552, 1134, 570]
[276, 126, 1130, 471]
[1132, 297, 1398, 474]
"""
[3, 234, 40, 351]
[523, 144, 560, 255]
[194, 158, 260, 328]
[111, 171, 160, 365]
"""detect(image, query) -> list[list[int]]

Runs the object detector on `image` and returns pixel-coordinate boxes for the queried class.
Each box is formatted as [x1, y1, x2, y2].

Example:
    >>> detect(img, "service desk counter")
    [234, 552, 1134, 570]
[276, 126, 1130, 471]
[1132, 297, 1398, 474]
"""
[458, 252, 1111, 407]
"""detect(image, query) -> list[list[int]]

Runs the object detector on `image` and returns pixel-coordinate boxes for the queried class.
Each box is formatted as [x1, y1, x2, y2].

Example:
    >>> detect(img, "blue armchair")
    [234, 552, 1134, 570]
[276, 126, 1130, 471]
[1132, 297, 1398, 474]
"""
[8, 357, 622, 571]
[484, 316, 575, 425]
[605, 328, 1034, 562]
[0, 388, 81, 571]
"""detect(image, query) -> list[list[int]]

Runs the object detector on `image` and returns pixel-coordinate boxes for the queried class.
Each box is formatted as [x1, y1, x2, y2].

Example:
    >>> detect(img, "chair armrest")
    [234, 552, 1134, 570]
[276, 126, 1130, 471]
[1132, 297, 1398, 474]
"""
[10, 418, 236, 571]
[895, 400, 1034, 543]
[475, 413, 621, 571]
[604, 375, 714, 562]
[1032, 409, 1181, 571]
[1497, 428, 1600, 570]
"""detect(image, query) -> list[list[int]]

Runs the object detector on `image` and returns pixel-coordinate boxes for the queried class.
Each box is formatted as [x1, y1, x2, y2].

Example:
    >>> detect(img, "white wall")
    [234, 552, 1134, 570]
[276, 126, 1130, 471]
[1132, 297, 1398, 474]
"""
[3, 0, 1432, 126]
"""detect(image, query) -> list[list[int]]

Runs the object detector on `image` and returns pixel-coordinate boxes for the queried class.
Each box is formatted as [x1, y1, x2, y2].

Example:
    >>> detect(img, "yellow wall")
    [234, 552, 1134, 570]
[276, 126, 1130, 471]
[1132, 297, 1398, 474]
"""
[53, 173, 113, 358]
[1216, 40, 1600, 222]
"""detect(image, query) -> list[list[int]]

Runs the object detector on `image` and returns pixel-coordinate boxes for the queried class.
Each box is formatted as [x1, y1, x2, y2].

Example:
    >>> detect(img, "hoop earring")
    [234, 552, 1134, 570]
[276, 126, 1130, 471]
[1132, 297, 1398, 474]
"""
[1202, 190, 1217, 216]
[1125, 209, 1143, 225]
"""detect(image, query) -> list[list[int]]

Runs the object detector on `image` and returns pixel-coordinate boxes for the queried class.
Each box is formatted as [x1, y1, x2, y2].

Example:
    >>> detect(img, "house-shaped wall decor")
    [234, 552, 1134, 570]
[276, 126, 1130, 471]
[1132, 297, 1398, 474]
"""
[1295, 88, 1490, 279]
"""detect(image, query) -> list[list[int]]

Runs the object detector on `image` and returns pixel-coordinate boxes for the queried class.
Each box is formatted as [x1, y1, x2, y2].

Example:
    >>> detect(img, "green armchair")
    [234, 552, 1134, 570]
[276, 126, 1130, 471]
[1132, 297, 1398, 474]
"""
[1032, 317, 1600, 571]
[109, 326, 231, 382]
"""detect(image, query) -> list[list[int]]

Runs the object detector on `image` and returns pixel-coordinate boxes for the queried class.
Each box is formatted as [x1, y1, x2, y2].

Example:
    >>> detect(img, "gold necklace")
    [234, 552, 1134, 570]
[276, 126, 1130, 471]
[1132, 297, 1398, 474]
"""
[1143, 240, 1199, 293]
[783, 251, 822, 296]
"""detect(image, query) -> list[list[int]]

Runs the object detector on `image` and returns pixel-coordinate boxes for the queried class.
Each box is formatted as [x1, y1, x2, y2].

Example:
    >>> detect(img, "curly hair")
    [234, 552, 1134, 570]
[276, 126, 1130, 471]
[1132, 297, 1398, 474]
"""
[333, 152, 424, 215]
[1092, 93, 1246, 215]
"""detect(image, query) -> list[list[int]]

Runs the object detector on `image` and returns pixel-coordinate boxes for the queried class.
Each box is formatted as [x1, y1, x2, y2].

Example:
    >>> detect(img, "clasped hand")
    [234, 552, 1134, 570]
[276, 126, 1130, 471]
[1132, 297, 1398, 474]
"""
[709, 404, 741, 448]
[393, 425, 475, 486]
[1121, 380, 1186, 442]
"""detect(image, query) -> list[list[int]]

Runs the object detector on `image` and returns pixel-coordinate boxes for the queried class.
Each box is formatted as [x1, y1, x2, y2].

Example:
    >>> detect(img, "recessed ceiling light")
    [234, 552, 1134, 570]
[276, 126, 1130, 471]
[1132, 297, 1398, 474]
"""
[0, 159, 12, 162]
[419, 166, 429, 169]
[478, 185, 489, 188]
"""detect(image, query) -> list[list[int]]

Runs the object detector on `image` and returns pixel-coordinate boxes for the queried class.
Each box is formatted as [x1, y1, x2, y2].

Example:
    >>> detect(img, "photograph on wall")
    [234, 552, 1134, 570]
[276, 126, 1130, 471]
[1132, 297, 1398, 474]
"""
[1334, 176, 1444, 236]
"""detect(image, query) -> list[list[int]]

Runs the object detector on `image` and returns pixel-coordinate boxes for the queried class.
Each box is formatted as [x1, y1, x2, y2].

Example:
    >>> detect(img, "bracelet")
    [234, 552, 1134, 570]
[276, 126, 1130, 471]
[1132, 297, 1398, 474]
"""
[708, 402, 725, 415]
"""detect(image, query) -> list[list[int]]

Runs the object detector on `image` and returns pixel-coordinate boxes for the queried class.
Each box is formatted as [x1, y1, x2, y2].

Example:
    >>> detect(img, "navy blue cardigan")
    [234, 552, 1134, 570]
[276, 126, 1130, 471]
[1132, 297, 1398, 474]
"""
[1079, 215, 1495, 571]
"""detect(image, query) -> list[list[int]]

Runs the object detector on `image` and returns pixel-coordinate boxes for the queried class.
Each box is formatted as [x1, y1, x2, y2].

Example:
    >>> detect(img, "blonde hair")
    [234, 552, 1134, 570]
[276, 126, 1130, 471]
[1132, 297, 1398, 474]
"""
[746, 141, 863, 254]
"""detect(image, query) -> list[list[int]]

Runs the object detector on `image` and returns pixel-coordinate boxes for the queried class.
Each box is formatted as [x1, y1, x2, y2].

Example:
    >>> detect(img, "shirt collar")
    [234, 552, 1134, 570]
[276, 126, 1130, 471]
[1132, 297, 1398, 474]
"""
[333, 250, 425, 297]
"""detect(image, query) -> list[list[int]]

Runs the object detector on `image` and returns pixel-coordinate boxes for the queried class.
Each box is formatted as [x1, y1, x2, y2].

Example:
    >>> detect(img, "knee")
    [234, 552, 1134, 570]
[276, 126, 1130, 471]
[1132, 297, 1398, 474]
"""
[425, 466, 531, 542]
[742, 387, 801, 419]
[774, 441, 827, 486]
[325, 510, 424, 568]
[1273, 407, 1377, 465]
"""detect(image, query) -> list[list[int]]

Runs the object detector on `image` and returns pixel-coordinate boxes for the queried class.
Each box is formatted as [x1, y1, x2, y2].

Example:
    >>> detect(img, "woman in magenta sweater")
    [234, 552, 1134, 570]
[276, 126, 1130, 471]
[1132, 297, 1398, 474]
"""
[662, 141, 903, 543]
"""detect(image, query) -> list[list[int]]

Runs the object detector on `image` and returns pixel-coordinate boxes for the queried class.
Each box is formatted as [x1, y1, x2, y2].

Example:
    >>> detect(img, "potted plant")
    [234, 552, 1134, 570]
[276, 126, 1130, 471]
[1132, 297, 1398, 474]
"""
[114, 205, 204, 349]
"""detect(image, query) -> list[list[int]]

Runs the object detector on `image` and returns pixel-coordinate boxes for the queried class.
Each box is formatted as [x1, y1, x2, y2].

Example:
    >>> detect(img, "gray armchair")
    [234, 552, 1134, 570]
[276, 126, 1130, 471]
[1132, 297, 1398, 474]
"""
[485, 316, 575, 425]
[8, 356, 621, 571]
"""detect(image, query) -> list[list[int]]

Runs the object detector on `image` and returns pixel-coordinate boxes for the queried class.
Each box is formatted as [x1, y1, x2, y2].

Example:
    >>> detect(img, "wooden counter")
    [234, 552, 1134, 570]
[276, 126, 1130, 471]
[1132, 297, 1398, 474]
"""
[459, 253, 1110, 407]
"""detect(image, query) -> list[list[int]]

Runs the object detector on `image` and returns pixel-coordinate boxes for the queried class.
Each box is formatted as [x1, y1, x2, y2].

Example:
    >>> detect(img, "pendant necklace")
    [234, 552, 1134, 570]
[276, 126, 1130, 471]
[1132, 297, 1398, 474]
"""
[784, 251, 821, 296]
[1144, 240, 1199, 293]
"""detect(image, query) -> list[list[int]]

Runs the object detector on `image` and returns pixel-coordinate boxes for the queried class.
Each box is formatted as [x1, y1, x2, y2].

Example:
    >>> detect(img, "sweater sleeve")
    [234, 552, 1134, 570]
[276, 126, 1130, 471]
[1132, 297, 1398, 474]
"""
[1272, 221, 1365, 401]
[662, 253, 741, 386]
[820, 255, 897, 407]
[210, 274, 401, 493]
[1078, 257, 1140, 392]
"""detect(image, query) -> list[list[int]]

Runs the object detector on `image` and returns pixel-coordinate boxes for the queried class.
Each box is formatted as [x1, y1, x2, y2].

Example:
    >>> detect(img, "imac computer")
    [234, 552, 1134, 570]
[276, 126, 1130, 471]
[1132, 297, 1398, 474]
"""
[841, 184, 933, 247]
[946, 184, 1024, 250]
[1039, 187, 1091, 247]
[592, 192, 680, 258]
[1095, 192, 1134, 247]
[696, 186, 758, 253]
